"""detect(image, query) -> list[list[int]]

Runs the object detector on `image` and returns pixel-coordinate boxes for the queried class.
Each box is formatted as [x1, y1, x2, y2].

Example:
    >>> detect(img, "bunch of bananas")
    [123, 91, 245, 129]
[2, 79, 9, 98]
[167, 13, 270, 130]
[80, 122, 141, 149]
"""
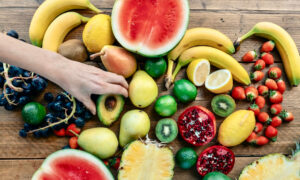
[29, 0, 101, 51]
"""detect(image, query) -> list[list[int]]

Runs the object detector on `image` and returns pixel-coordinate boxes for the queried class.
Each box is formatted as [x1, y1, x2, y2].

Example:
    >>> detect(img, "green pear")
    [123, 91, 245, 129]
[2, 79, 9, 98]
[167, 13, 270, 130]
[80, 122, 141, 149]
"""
[119, 110, 150, 147]
[78, 127, 118, 159]
[129, 70, 158, 108]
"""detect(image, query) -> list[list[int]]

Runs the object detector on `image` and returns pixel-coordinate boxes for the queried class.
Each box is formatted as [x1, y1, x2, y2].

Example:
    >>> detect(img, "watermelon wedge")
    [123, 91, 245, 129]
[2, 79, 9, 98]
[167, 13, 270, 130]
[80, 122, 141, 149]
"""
[111, 0, 189, 57]
[32, 149, 114, 180]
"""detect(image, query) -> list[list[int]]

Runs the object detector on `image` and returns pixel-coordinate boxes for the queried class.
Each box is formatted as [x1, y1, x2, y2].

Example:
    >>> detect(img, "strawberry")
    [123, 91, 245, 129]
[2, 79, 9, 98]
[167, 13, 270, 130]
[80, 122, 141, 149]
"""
[269, 90, 283, 104]
[261, 52, 274, 65]
[257, 112, 271, 124]
[270, 104, 282, 115]
[254, 122, 263, 133]
[277, 79, 286, 94]
[271, 116, 282, 127]
[268, 67, 282, 79]
[66, 123, 81, 137]
[109, 157, 121, 170]
[245, 86, 258, 101]
[69, 137, 78, 149]
[264, 125, 278, 142]
[53, 128, 66, 137]
[265, 78, 278, 90]
[242, 50, 257, 62]
[261, 40, 275, 52]
[248, 104, 260, 116]
[246, 132, 257, 143]
[255, 96, 265, 109]
[253, 136, 269, 146]
[258, 85, 269, 96]
[250, 71, 264, 82]
[279, 110, 294, 122]
[231, 86, 246, 100]
[253, 59, 266, 70]
[103, 160, 109, 167]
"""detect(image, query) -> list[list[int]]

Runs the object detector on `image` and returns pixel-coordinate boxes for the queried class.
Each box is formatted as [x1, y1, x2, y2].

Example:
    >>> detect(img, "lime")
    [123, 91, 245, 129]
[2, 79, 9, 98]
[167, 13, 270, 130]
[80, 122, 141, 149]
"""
[203, 172, 231, 180]
[144, 57, 167, 78]
[175, 147, 197, 169]
[173, 79, 197, 103]
[22, 102, 46, 125]
[154, 95, 177, 117]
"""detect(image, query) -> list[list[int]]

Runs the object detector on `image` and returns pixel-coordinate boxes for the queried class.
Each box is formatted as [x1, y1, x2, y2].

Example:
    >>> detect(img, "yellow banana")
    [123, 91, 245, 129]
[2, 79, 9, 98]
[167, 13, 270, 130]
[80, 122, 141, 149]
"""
[29, 0, 100, 47]
[165, 28, 235, 89]
[42, 12, 89, 52]
[235, 22, 300, 86]
[172, 46, 250, 85]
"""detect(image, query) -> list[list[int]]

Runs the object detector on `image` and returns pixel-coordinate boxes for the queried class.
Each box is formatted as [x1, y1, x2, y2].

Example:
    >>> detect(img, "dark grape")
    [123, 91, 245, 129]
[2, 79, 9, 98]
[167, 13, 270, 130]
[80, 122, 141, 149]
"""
[8, 65, 23, 76]
[19, 96, 30, 105]
[22, 71, 32, 77]
[44, 92, 54, 102]
[23, 123, 32, 131]
[19, 129, 27, 138]
[64, 101, 73, 110]
[47, 102, 55, 111]
[75, 103, 84, 115]
[5, 87, 13, 94]
[62, 145, 71, 149]
[75, 117, 85, 128]
[0, 76, 4, 87]
[6, 30, 19, 39]
[33, 130, 42, 138]
[52, 123, 64, 130]
[40, 128, 51, 137]
[32, 76, 47, 91]
[53, 101, 63, 112]
[0, 94, 8, 106]
[55, 94, 65, 102]
[12, 79, 22, 87]
[4, 103, 16, 110]
[83, 111, 93, 120]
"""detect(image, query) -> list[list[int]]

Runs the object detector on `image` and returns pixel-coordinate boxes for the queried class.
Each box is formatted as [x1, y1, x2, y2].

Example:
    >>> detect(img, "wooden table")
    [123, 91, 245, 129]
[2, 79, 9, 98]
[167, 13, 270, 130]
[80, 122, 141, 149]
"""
[1, 0, 300, 179]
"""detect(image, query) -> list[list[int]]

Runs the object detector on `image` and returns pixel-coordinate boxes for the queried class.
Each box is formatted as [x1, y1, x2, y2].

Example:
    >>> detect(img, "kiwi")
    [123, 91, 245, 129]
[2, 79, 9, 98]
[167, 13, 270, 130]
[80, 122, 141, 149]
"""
[58, 39, 88, 62]
[211, 94, 236, 117]
[155, 118, 178, 143]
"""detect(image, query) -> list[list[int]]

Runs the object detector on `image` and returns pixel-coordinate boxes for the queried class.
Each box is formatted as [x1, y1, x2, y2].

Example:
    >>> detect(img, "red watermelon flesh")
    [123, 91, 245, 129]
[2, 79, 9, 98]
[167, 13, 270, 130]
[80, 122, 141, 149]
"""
[112, 0, 189, 57]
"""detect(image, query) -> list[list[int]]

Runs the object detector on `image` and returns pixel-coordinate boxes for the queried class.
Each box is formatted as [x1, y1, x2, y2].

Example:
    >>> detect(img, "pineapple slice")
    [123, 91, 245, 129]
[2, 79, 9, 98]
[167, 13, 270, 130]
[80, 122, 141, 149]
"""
[239, 145, 300, 180]
[118, 140, 174, 180]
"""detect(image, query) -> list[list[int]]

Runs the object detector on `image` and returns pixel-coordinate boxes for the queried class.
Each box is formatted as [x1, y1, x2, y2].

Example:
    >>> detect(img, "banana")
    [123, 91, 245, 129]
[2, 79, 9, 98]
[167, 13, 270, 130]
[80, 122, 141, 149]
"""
[172, 46, 250, 85]
[165, 27, 235, 89]
[29, 0, 100, 47]
[42, 12, 89, 52]
[235, 22, 300, 86]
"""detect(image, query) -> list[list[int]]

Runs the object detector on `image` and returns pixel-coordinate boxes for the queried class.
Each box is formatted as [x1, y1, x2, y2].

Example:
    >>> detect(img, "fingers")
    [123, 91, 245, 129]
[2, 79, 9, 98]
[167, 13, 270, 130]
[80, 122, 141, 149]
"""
[81, 98, 96, 115]
[92, 82, 128, 97]
[104, 72, 129, 89]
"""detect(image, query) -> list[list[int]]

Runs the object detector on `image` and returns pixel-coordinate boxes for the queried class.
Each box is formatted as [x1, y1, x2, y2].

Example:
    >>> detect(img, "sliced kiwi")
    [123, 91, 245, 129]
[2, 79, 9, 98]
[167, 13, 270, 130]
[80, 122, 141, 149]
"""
[211, 94, 236, 117]
[155, 118, 178, 143]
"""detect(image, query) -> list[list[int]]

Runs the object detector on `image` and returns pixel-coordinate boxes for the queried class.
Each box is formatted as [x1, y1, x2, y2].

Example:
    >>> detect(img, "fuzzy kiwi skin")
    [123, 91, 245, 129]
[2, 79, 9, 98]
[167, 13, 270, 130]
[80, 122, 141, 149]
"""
[155, 118, 178, 143]
[58, 39, 88, 62]
[211, 94, 236, 117]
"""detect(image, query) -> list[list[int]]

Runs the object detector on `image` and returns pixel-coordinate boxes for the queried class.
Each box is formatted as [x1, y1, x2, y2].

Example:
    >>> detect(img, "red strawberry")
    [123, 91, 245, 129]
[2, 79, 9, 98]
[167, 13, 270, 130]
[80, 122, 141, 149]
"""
[261, 40, 275, 52]
[66, 123, 81, 137]
[53, 128, 66, 137]
[261, 52, 274, 65]
[279, 110, 294, 122]
[268, 67, 282, 79]
[255, 96, 265, 109]
[254, 59, 266, 70]
[258, 85, 269, 96]
[264, 125, 278, 142]
[231, 86, 246, 100]
[254, 122, 263, 133]
[277, 79, 286, 94]
[109, 157, 121, 170]
[269, 90, 283, 104]
[248, 104, 260, 116]
[270, 104, 282, 115]
[69, 137, 78, 149]
[257, 112, 271, 124]
[242, 50, 257, 62]
[271, 116, 282, 127]
[245, 86, 258, 101]
[250, 71, 264, 82]
[265, 78, 278, 90]
[253, 136, 269, 146]
[246, 132, 257, 143]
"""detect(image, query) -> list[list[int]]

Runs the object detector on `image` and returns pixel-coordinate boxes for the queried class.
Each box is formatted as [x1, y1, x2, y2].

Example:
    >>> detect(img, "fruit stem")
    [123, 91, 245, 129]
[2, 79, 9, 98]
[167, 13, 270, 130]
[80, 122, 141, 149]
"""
[171, 63, 182, 82]
[234, 28, 255, 50]
[90, 52, 104, 60]
[165, 59, 174, 89]
[87, 2, 102, 13]
[3, 63, 23, 92]
[68, 129, 79, 137]
[28, 96, 77, 133]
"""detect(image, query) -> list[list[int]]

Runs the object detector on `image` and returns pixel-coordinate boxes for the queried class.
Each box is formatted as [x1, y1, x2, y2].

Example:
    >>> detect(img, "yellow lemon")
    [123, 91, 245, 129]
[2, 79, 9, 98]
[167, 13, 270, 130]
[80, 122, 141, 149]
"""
[205, 69, 233, 94]
[186, 59, 210, 86]
[82, 14, 115, 53]
[218, 110, 255, 147]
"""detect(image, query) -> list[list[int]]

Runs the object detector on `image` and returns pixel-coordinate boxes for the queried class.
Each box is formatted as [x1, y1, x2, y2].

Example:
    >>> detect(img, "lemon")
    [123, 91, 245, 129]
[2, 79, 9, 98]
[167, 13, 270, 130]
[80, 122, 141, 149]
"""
[82, 14, 115, 53]
[218, 110, 255, 147]
[186, 59, 210, 86]
[205, 69, 233, 94]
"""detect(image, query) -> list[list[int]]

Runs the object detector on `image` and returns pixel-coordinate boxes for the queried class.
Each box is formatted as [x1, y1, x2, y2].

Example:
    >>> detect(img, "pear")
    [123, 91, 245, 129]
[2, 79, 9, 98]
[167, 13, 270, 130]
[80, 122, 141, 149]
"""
[78, 127, 118, 159]
[119, 110, 150, 147]
[129, 70, 158, 108]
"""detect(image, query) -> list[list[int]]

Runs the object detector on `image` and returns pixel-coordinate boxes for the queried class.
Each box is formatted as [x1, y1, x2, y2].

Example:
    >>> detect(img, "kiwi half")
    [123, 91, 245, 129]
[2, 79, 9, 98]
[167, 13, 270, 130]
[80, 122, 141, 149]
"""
[211, 94, 236, 117]
[155, 118, 178, 143]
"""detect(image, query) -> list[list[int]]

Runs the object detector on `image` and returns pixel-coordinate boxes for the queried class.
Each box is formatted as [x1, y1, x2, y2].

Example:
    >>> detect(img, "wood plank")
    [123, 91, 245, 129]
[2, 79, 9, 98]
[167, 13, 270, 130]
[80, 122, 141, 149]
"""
[0, 157, 259, 179]
[0, 0, 300, 11]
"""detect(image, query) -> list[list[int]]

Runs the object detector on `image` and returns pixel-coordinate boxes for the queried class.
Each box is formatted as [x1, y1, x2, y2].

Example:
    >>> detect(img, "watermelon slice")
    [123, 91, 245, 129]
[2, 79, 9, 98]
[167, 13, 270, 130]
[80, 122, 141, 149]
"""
[111, 0, 189, 57]
[32, 149, 114, 180]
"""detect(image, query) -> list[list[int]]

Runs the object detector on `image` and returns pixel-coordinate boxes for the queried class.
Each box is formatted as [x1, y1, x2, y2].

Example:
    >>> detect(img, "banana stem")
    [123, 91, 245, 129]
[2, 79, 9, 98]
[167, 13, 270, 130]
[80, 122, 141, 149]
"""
[171, 64, 182, 82]
[164, 59, 174, 89]
[234, 28, 255, 50]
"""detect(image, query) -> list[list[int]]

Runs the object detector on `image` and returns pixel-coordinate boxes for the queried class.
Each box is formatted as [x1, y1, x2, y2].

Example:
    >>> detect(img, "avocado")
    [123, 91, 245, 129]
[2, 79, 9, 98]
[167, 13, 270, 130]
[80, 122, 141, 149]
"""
[97, 94, 125, 126]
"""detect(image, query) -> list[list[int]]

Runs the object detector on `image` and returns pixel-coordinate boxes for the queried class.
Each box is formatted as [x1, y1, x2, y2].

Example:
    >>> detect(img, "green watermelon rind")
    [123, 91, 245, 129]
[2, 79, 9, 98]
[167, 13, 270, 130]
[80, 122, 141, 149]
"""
[111, 0, 190, 58]
[31, 149, 114, 180]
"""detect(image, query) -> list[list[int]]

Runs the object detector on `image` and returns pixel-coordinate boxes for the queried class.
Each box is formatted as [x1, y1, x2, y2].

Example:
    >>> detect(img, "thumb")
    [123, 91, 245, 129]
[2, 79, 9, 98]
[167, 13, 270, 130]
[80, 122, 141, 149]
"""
[82, 98, 96, 115]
